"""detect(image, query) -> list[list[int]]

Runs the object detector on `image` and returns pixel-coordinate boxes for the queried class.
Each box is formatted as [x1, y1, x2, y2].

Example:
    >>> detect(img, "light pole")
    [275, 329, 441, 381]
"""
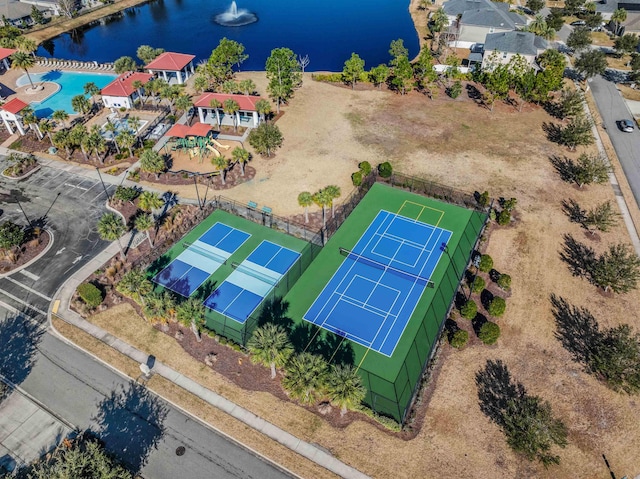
[96, 167, 110, 199]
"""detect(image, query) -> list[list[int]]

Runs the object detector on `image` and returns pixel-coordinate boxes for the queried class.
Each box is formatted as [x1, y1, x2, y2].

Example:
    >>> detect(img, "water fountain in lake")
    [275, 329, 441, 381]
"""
[214, 1, 258, 26]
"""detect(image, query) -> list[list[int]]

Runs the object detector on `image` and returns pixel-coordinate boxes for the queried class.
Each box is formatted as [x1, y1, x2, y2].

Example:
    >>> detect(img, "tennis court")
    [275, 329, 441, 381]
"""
[303, 210, 452, 357]
[152, 222, 250, 297]
[203, 241, 301, 323]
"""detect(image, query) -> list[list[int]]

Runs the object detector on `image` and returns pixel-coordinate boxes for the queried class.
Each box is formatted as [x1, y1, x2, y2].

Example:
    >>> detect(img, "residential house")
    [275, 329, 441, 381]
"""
[442, 0, 527, 48]
[0, 0, 48, 27]
[101, 71, 153, 110]
[481, 31, 547, 70]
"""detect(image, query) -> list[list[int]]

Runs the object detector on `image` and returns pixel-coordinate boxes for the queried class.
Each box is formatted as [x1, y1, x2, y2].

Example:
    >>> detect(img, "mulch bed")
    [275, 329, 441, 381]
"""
[138, 164, 256, 188]
[0, 229, 51, 274]
[2, 161, 39, 178]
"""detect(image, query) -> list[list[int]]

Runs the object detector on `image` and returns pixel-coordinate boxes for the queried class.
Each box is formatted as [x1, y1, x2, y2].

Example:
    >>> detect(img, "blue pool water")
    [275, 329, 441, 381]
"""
[36, 0, 419, 72]
[17, 70, 117, 118]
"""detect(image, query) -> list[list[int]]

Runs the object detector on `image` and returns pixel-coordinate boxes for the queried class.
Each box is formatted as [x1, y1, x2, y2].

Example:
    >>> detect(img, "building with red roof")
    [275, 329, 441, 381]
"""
[0, 98, 29, 135]
[101, 71, 153, 110]
[193, 93, 262, 128]
[145, 52, 195, 85]
[0, 48, 17, 71]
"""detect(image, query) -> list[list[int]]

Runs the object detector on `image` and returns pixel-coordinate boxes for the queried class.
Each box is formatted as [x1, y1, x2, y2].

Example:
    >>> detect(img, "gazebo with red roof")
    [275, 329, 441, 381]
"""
[193, 93, 262, 128]
[0, 98, 29, 135]
[145, 52, 196, 85]
[101, 71, 154, 110]
[0, 48, 17, 71]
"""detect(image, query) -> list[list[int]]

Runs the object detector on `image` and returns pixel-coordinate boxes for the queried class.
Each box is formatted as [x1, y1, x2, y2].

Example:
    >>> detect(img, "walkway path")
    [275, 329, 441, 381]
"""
[49, 234, 369, 479]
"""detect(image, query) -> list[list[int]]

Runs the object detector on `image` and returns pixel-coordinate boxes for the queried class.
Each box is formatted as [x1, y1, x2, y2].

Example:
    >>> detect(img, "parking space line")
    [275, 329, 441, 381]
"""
[19, 269, 39, 281]
[39, 170, 66, 187]
[78, 181, 101, 197]
[4, 277, 52, 301]
[0, 288, 47, 315]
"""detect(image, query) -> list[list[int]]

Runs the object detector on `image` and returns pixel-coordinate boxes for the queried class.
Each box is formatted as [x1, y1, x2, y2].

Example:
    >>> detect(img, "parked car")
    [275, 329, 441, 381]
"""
[570, 20, 586, 26]
[619, 119, 636, 133]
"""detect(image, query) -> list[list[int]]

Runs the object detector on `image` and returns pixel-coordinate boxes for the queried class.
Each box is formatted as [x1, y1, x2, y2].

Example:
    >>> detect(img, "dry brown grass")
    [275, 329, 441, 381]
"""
[606, 55, 632, 71]
[591, 32, 614, 47]
[58, 81, 640, 479]
[617, 84, 640, 102]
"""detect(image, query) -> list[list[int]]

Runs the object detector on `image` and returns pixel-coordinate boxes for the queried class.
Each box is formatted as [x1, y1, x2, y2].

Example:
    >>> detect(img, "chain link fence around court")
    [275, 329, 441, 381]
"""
[358, 208, 490, 424]
[202, 239, 323, 345]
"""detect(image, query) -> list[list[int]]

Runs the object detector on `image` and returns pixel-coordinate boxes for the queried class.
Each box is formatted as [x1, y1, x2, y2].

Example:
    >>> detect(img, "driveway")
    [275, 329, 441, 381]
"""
[589, 75, 640, 209]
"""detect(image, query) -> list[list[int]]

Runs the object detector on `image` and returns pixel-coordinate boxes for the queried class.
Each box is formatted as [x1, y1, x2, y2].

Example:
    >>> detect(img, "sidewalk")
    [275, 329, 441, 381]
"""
[48, 237, 370, 479]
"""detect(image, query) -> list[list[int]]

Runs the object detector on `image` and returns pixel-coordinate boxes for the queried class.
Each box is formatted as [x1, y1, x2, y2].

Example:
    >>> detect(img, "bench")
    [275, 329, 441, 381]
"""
[247, 201, 257, 209]
[261, 206, 272, 215]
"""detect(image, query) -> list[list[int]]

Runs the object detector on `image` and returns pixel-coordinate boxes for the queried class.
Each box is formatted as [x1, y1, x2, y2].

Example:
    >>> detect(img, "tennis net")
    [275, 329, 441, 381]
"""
[187, 242, 227, 265]
[339, 247, 434, 287]
[231, 261, 279, 286]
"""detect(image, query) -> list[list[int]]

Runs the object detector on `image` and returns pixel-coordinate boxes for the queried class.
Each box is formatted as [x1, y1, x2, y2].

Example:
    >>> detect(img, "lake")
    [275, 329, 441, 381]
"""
[36, 0, 420, 72]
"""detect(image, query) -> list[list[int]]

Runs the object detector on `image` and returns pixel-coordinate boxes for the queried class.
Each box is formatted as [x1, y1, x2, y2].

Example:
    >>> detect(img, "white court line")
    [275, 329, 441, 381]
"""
[19, 269, 40, 281]
[0, 287, 47, 315]
[4, 277, 52, 301]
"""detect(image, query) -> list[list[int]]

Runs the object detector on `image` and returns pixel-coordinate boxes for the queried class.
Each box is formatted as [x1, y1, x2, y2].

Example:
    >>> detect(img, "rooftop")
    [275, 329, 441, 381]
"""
[194, 93, 262, 111]
[101, 71, 153, 97]
[484, 31, 547, 55]
[1, 97, 28, 114]
[145, 52, 196, 71]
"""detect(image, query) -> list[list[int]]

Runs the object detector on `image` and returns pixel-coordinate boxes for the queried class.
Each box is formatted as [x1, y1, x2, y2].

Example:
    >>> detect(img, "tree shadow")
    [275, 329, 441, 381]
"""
[549, 155, 577, 184]
[559, 233, 596, 278]
[466, 83, 482, 102]
[91, 381, 168, 474]
[550, 294, 600, 369]
[257, 296, 293, 331]
[454, 291, 467, 309]
[472, 313, 488, 336]
[0, 312, 44, 398]
[488, 268, 501, 282]
[542, 100, 564, 119]
[290, 322, 323, 355]
[147, 253, 172, 277]
[316, 332, 355, 366]
[475, 359, 526, 428]
[480, 289, 494, 309]
[444, 318, 460, 342]
[542, 121, 564, 146]
[192, 278, 217, 302]
[561, 199, 587, 225]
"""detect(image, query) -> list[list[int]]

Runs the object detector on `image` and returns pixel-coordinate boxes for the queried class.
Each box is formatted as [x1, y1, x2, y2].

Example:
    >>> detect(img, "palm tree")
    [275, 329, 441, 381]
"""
[104, 121, 120, 154]
[11, 52, 36, 90]
[21, 107, 41, 139]
[297, 191, 313, 223]
[70, 124, 89, 161]
[527, 14, 547, 35]
[97, 212, 126, 259]
[612, 8, 627, 35]
[247, 324, 294, 379]
[39, 119, 54, 145]
[88, 125, 106, 162]
[175, 94, 192, 115]
[194, 75, 208, 95]
[223, 99, 240, 132]
[83, 82, 100, 108]
[584, 1, 597, 13]
[71, 94, 91, 115]
[134, 213, 155, 246]
[53, 129, 72, 157]
[138, 191, 163, 212]
[211, 155, 230, 184]
[325, 364, 366, 416]
[132, 79, 145, 105]
[255, 99, 271, 123]
[128, 116, 142, 146]
[238, 79, 256, 96]
[116, 130, 135, 157]
[52, 109, 69, 128]
[209, 99, 222, 127]
[140, 148, 165, 179]
[14, 36, 37, 54]
[221, 80, 237, 94]
[312, 189, 330, 228]
[282, 353, 328, 404]
[324, 185, 341, 219]
[429, 7, 449, 47]
[231, 146, 250, 176]
[176, 297, 206, 341]
[143, 290, 175, 324]
[116, 268, 152, 304]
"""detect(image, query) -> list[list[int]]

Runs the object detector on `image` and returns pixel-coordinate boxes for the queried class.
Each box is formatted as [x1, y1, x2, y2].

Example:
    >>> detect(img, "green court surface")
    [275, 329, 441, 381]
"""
[148, 209, 310, 342]
[285, 183, 486, 421]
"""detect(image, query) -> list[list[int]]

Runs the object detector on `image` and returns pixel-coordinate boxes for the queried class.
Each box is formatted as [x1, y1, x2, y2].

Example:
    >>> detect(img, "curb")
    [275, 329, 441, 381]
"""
[1, 164, 41, 181]
[0, 228, 54, 279]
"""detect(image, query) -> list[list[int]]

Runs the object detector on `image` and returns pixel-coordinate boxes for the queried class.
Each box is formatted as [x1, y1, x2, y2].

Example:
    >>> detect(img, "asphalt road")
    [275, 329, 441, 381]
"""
[589, 75, 640, 209]
[0, 158, 292, 479]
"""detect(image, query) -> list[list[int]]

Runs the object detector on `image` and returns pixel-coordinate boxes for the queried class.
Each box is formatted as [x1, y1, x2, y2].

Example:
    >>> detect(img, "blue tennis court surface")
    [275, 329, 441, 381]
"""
[204, 241, 300, 323]
[153, 222, 250, 297]
[303, 210, 452, 357]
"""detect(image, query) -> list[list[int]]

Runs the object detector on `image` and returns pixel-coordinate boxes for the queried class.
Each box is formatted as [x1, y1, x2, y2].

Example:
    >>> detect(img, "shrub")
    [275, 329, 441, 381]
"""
[477, 190, 490, 208]
[502, 197, 518, 211]
[479, 254, 493, 272]
[447, 80, 462, 99]
[497, 209, 511, 226]
[113, 186, 139, 202]
[77, 283, 103, 309]
[352, 171, 363, 186]
[378, 161, 393, 178]
[497, 273, 512, 290]
[460, 299, 477, 319]
[128, 168, 140, 182]
[488, 297, 506, 317]
[359, 161, 372, 175]
[471, 276, 486, 294]
[450, 329, 469, 348]
[489, 208, 497, 221]
[479, 321, 501, 345]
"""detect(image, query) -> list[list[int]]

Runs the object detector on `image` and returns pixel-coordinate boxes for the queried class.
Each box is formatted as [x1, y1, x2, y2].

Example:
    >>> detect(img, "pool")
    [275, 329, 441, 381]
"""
[16, 70, 117, 118]
[101, 116, 149, 140]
